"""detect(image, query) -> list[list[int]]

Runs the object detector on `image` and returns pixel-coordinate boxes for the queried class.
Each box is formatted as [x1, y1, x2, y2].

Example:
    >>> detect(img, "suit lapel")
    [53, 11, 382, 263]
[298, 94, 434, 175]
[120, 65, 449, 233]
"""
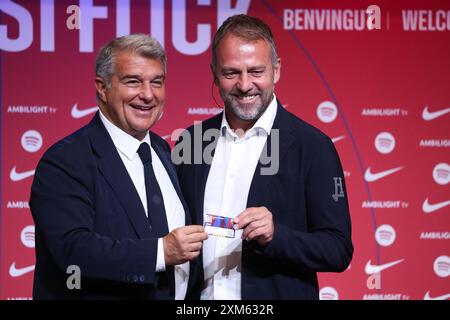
[247, 103, 296, 206]
[89, 113, 152, 239]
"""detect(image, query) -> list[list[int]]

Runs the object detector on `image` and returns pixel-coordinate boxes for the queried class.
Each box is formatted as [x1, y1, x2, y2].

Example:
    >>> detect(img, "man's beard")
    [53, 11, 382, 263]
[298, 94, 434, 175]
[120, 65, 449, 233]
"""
[222, 89, 273, 122]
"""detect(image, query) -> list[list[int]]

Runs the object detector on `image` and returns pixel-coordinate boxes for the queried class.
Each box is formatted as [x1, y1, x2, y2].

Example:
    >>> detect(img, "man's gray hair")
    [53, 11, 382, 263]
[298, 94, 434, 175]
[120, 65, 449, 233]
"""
[96, 33, 166, 90]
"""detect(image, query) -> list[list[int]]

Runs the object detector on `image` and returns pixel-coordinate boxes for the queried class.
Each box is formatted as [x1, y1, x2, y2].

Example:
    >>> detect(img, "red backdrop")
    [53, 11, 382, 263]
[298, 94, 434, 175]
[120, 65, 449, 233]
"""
[1, 0, 449, 300]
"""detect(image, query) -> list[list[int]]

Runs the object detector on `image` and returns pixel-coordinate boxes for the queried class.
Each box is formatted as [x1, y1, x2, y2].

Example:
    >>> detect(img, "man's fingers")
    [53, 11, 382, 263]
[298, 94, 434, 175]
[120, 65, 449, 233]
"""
[164, 230, 205, 265]
[184, 232, 208, 244]
[246, 226, 265, 240]
[182, 225, 206, 234]
[185, 231, 208, 243]
[235, 207, 269, 229]
[242, 220, 263, 239]
[235, 213, 255, 229]
[187, 242, 203, 252]
[234, 208, 254, 225]
[186, 250, 201, 260]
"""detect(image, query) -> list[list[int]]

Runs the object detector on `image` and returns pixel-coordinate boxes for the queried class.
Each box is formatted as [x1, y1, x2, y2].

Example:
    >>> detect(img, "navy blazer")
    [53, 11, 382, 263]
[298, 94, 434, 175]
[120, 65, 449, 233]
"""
[30, 113, 191, 299]
[176, 101, 353, 299]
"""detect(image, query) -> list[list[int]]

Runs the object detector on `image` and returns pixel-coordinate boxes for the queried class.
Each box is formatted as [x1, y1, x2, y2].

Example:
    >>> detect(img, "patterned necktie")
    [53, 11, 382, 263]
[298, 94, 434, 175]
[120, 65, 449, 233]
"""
[137, 143, 168, 237]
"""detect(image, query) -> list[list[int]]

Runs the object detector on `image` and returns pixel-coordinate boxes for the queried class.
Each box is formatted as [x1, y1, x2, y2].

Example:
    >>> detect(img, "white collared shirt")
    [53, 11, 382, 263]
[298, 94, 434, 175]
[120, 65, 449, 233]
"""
[201, 95, 278, 300]
[99, 111, 188, 300]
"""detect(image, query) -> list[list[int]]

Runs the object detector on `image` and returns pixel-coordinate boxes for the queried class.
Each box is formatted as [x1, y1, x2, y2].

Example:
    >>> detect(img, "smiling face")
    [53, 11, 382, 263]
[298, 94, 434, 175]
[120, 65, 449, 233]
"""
[213, 34, 280, 131]
[95, 50, 165, 140]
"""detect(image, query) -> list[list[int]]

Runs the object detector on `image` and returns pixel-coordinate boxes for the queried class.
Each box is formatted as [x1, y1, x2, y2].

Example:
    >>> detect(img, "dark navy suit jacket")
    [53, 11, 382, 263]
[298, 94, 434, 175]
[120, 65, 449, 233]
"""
[30, 113, 190, 299]
[176, 102, 353, 299]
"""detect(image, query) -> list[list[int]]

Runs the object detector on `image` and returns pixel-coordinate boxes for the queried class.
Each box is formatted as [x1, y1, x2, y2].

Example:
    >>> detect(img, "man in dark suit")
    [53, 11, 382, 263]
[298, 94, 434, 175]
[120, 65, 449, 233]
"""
[30, 34, 208, 299]
[175, 15, 353, 299]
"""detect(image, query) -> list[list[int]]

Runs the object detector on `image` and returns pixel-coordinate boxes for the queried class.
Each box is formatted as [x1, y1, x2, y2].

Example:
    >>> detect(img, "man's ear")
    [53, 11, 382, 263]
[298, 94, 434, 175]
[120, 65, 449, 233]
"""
[274, 58, 281, 84]
[210, 64, 218, 86]
[95, 77, 108, 104]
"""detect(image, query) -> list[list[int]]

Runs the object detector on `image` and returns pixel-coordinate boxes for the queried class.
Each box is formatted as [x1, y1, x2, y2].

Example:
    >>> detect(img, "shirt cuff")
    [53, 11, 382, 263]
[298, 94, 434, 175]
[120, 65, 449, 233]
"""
[156, 237, 166, 272]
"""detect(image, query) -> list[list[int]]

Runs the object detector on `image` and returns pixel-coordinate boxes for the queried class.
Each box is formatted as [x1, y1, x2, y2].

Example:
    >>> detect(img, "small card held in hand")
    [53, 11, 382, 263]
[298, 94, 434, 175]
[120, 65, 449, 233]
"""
[204, 214, 236, 238]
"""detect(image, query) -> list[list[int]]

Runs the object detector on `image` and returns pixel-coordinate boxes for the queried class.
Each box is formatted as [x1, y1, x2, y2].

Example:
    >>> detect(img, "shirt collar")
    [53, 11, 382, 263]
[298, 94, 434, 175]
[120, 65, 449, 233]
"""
[220, 93, 278, 139]
[99, 110, 151, 161]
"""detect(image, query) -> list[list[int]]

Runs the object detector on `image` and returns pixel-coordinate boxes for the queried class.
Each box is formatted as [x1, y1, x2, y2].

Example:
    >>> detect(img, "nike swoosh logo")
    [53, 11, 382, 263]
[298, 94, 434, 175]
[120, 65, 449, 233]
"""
[332, 135, 346, 143]
[71, 104, 98, 119]
[422, 106, 450, 121]
[422, 198, 450, 213]
[9, 262, 35, 277]
[364, 166, 403, 182]
[365, 259, 404, 274]
[424, 291, 450, 300]
[10, 166, 35, 182]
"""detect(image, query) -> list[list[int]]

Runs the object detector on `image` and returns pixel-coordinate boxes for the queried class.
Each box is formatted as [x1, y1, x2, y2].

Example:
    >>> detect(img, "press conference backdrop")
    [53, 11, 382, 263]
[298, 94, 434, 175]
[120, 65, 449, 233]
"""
[1, 0, 449, 300]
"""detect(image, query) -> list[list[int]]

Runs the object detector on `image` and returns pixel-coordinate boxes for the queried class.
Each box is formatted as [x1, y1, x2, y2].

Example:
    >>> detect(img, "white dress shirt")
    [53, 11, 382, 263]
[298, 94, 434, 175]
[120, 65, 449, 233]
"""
[99, 111, 189, 300]
[201, 95, 278, 300]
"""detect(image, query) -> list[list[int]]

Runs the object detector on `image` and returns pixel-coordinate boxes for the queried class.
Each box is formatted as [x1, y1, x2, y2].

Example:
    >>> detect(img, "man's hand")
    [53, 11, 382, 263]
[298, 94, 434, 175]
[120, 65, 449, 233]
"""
[163, 225, 208, 266]
[234, 207, 274, 246]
